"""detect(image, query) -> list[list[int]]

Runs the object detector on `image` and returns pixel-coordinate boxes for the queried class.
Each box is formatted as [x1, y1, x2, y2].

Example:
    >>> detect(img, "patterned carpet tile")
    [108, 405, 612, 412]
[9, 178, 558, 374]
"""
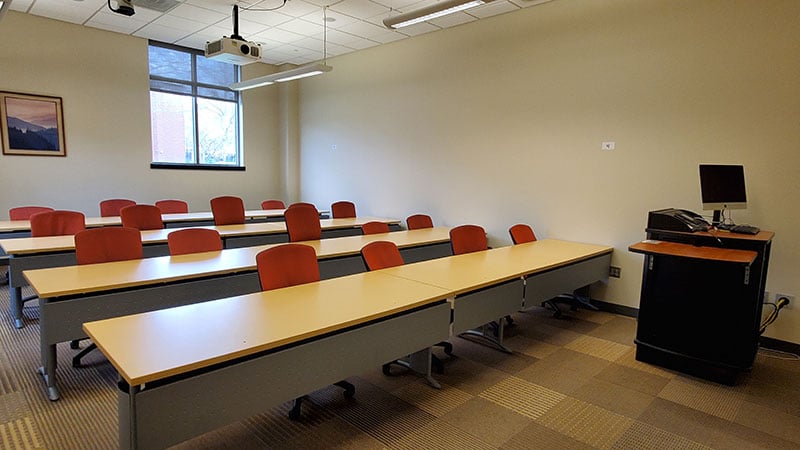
[479, 376, 565, 420]
[536, 397, 633, 449]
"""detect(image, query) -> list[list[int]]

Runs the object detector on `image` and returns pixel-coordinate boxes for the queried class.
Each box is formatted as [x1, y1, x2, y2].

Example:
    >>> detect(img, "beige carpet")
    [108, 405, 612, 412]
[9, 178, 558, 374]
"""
[1, 284, 799, 449]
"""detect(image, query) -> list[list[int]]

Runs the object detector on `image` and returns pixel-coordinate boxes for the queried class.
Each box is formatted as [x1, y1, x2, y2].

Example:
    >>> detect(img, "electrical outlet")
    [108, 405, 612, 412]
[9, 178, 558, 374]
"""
[775, 293, 794, 309]
[609, 266, 621, 278]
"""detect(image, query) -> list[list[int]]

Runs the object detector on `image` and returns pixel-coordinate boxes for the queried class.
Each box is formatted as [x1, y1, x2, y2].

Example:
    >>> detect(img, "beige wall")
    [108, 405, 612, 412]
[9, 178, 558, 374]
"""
[299, 0, 800, 343]
[0, 12, 282, 215]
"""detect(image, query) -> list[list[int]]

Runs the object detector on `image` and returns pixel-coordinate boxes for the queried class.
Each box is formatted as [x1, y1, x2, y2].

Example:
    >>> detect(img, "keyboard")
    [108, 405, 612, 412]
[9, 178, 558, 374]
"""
[730, 224, 760, 235]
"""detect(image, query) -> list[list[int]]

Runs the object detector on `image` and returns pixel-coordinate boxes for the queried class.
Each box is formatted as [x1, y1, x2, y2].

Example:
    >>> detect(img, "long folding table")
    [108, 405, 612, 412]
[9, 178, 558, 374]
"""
[83, 238, 612, 449]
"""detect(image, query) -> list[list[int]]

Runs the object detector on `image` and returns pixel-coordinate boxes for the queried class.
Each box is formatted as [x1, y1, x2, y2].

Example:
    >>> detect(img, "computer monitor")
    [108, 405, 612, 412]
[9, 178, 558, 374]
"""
[699, 164, 747, 224]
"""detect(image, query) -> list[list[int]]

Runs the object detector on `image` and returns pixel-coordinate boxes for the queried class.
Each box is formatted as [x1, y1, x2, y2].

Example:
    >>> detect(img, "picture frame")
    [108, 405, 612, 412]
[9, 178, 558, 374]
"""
[0, 91, 66, 156]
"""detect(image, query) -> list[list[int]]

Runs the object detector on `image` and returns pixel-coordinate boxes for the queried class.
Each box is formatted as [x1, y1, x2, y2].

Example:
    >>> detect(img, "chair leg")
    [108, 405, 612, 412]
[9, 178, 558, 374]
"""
[72, 343, 97, 367]
[288, 381, 354, 420]
[437, 341, 453, 356]
[288, 398, 303, 420]
[70, 340, 81, 349]
[334, 380, 356, 398]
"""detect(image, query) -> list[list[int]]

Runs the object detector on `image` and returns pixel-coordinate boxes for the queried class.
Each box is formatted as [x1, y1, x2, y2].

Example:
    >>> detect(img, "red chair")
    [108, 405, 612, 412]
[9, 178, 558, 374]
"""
[406, 214, 434, 230]
[210, 196, 245, 226]
[288, 202, 316, 209]
[449, 225, 488, 255]
[255, 244, 355, 419]
[155, 199, 189, 214]
[509, 223, 537, 244]
[9, 206, 53, 220]
[361, 221, 390, 235]
[260, 200, 286, 209]
[99, 199, 136, 217]
[72, 227, 143, 366]
[30, 210, 86, 237]
[361, 241, 452, 374]
[120, 204, 164, 230]
[167, 228, 223, 256]
[284, 204, 321, 242]
[331, 201, 356, 218]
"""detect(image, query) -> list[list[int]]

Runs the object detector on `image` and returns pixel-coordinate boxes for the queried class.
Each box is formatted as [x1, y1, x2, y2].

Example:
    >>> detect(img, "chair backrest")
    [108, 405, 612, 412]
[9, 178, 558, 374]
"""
[155, 199, 189, 214]
[210, 195, 245, 226]
[120, 204, 164, 230]
[74, 227, 143, 265]
[406, 214, 434, 230]
[361, 241, 405, 271]
[361, 221, 390, 235]
[331, 201, 356, 218]
[30, 210, 86, 237]
[167, 228, 223, 255]
[260, 199, 286, 209]
[284, 204, 322, 242]
[288, 202, 316, 209]
[99, 199, 136, 217]
[256, 244, 320, 291]
[9, 206, 54, 220]
[509, 223, 537, 244]
[450, 224, 488, 255]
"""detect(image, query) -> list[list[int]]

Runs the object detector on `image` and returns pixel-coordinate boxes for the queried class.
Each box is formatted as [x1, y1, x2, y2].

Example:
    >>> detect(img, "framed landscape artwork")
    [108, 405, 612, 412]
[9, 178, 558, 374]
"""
[0, 92, 66, 156]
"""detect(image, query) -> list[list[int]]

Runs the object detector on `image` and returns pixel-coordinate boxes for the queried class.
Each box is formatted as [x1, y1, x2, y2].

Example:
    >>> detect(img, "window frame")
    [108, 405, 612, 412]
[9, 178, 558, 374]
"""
[147, 40, 245, 171]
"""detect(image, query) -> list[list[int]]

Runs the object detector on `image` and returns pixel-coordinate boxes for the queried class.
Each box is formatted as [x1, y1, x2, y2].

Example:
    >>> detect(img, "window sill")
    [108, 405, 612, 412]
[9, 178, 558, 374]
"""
[150, 163, 245, 171]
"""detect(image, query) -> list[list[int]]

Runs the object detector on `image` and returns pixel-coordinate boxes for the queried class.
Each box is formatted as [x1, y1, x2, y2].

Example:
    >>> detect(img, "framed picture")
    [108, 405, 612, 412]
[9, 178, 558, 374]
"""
[0, 92, 66, 156]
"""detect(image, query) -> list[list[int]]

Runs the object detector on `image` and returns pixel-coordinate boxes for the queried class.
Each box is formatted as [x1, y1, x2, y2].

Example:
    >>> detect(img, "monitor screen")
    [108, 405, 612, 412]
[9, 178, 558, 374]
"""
[699, 164, 747, 211]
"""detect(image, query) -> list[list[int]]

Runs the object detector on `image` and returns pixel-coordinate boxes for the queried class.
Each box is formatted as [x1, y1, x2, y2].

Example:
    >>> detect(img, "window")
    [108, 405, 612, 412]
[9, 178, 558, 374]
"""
[148, 41, 243, 169]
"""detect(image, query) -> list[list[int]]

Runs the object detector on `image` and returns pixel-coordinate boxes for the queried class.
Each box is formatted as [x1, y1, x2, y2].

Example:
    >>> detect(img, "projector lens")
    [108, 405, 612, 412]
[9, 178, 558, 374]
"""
[240, 44, 250, 55]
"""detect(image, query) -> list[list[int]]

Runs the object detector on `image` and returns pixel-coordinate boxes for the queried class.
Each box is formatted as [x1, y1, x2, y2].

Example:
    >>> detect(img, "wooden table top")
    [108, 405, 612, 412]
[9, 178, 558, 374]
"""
[629, 240, 757, 264]
[23, 227, 451, 298]
[0, 216, 401, 255]
[379, 239, 613, 295]
[0, 209, 300, 233]
[83, 271, 452, 385]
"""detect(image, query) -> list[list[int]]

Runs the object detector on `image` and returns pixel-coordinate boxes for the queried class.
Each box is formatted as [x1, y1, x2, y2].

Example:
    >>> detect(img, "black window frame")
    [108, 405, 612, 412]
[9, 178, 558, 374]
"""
[148, 40, 245, 171]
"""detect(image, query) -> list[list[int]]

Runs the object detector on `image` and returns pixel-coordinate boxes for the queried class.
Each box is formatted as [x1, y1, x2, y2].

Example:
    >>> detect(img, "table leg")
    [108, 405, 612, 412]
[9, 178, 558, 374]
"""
[10, 283, 23, 329]
[37, 343, 59, 401]
[407, 348, 441, 389]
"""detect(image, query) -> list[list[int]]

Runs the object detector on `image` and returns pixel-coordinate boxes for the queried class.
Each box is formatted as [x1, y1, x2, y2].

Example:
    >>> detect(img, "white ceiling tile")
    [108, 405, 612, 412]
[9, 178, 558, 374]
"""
[175, 33, 216, 49]
[168, 3, 228, 24]
[467, 0, 518, 19]
[276, 17, 323, 35]
[315, 28, 361, 46]
[10, 0, 34, 12]
[293, 36, 324, 51]
[302, 0, 340, 7]
[336, 17, 388, 39]
[237, 9, 292, 26]
[29, 0, 105, 24]
[154, 12, 209, 31]
[371, 0, 420, 10]
[368, 30, 405, 44]
[235, 17, 274, 37]
[134, 22, 192, 42]
[301, 8, 358, 29]
[86, 10, 151, 33]
[329, 0, 388, 20]
[508, 0, 554, 8]
[269, 0, 318, 18]
[321, 41, 355, 56]
[251, 26, 305, 43]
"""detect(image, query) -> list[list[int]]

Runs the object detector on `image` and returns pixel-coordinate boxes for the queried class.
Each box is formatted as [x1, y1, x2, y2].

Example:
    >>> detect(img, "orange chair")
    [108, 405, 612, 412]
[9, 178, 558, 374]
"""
[99, 199, 136, 217]
[331, 201, 356, 218]
[361, 241, 453, 375]
[285, 204, 321, 242]
[406, 214, 434, 230]
[361, 221, 390, 235]
[260, 199, 285, 209]
[9, 206, 54, 220]
[255, 244, 355, 419]
[30, 210, 86, 237]
[167, 228, 223, 256]
[210, 196, 245, 226]
[72, 227, 143, 366]
[449, 224, 488, 255]
[155, 199, 189, 214]
[15, 211, 86, 323]
[120, 204, 164, 230]
[509, 223, 537, 244]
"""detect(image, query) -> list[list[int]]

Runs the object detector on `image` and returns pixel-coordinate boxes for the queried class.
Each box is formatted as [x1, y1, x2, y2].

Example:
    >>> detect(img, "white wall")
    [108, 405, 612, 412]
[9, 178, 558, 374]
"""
[298, 0, 800, 343]
[0, 12, 282, 215]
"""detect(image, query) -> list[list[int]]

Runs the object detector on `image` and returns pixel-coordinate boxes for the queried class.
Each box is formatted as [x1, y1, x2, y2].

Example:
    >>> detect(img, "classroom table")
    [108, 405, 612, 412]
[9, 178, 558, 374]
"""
[24, 227, 453, 400]
[83, 238, 612, 449]
[3, 216, 401, 328]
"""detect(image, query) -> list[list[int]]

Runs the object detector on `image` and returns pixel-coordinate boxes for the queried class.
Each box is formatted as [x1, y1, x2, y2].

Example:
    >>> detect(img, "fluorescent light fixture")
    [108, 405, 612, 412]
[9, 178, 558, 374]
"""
[383, 0, 495, 29]
[229, 63, 332, 91]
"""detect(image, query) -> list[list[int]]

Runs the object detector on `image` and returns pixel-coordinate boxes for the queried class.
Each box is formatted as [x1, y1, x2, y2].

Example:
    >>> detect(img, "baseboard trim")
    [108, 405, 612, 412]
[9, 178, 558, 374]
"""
[592, 299, 638, 318]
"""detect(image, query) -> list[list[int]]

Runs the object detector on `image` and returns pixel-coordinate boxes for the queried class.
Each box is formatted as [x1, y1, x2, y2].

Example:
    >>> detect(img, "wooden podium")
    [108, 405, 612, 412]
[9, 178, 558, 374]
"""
[629, 229, 773, 384]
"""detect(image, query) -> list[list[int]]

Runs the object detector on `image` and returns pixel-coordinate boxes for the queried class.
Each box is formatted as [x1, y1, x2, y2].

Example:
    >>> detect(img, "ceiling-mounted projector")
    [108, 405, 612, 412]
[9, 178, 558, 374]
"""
[205, 37, 262, 65]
